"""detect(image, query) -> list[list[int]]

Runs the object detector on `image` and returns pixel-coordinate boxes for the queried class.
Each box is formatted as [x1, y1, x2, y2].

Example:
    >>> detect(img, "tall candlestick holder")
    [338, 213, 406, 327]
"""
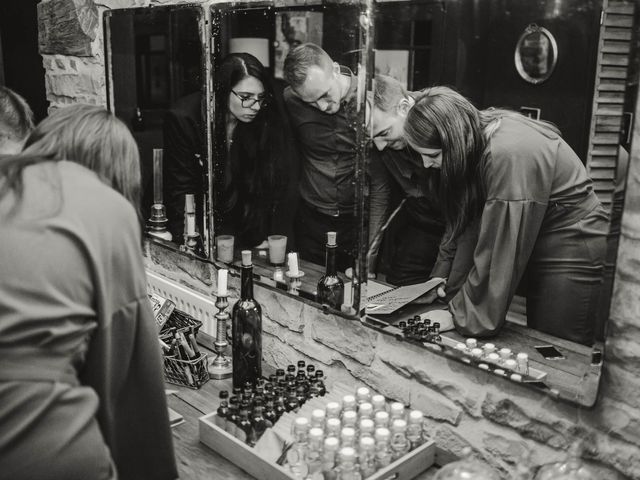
[208, 295, 232, 379]
[285, 270, 305, 296]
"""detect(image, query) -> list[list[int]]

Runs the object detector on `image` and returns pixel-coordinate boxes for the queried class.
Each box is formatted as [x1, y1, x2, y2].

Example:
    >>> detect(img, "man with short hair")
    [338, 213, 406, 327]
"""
[283, 43, 360, 271]
[368, 75, 445, 285]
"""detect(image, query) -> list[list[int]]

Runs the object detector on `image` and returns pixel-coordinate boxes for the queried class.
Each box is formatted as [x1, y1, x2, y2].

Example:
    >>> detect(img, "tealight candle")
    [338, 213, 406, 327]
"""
[288, 252, 299, 275]
[217, 269, 228, 297]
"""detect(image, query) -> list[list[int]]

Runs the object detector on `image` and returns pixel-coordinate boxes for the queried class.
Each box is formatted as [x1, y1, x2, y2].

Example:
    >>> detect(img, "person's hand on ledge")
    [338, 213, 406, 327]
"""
[413, 277, 447, 304]
[421, 309, 455, 332]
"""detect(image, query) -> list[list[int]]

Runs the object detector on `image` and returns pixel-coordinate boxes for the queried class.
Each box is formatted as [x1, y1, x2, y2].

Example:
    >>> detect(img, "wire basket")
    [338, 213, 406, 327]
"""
[160, 309, 203, 336]
[164, 352, 210, 389]
[160, 309, 209, 389]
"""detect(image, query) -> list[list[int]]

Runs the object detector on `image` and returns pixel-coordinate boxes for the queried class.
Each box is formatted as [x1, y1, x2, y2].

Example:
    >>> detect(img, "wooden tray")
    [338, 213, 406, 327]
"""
[199, 412, 436, 480]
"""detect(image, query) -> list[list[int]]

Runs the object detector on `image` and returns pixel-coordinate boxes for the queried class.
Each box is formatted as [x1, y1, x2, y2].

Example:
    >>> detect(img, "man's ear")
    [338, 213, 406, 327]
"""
[332, 61, 340, 75]
[396, 97, 412, 117]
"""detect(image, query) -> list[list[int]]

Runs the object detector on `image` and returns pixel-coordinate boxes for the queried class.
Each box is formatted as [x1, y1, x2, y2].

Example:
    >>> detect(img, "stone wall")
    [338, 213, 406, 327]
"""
[37, 0, 640, 478]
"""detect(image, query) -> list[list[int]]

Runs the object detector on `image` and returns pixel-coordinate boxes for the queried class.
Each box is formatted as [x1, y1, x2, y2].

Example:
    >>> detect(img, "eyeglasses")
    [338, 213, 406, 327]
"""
[231, 90, 268, 108]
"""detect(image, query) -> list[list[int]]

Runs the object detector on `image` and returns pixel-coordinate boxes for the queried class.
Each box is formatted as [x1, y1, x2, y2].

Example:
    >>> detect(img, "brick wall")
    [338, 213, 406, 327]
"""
[38, 1, 640, 478]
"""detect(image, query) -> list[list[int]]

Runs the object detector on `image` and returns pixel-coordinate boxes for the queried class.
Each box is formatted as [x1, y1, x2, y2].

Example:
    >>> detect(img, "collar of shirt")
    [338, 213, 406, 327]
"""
[339, 65, 357, 106]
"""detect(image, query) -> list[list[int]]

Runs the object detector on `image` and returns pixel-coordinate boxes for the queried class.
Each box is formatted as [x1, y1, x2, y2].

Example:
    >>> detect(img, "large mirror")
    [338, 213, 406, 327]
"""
[104, 6, 208, 257]
[363, 0, 636, 406]
[209, 0, 371, 316]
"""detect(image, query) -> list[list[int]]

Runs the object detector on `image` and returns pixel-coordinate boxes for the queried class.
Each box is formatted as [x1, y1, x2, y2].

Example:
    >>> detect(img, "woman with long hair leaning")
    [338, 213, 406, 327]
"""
[405, 86, 608, 346]
[0, 104, 177, 479]
[214, 52, 299, 249]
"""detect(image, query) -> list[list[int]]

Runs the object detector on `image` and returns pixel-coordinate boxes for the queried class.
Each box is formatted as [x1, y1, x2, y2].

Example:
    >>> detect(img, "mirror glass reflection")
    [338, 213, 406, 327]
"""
[210, 2, 368, 314]
[364, 0, 635, 405]
[105, 6, 207, 257]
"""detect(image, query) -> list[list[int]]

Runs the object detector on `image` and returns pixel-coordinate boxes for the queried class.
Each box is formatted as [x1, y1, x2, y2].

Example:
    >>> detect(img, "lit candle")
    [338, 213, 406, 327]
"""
[288, 252, 299, 275]
[217, 269, 228, 297]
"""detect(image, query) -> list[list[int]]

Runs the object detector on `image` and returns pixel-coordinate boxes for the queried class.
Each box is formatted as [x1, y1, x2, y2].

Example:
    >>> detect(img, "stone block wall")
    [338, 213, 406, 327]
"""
[38, 0, 640, 478]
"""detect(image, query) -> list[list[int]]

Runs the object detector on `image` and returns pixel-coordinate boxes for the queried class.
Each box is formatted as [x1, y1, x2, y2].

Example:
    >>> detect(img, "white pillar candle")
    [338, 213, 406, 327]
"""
[217, 269, 228, 297]
[288, 252, 299, 275]
[186, 215, 196, 236]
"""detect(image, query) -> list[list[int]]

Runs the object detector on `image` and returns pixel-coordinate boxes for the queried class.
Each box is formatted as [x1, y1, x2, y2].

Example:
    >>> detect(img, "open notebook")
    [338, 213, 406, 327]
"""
[344, 278, 444, 315]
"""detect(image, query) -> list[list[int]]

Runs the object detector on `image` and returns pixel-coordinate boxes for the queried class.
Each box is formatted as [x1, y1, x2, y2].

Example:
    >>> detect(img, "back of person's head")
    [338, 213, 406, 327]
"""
[21, 104, 141, 208]
[283, 43, 333, 89]
[218, 53, 269, 107]
[0, 86, 34, 155]
[373, 75, 408, 112]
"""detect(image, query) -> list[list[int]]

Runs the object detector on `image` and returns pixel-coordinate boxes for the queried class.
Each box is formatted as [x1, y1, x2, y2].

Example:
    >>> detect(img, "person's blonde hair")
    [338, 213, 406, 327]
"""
[0, 104, 141, 212]
[0, 86, 34, 151]
[373, 75, 408, 113]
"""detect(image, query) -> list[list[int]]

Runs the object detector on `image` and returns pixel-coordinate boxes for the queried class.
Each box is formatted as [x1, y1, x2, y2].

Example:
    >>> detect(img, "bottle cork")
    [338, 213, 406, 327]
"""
[241, 250, 252, 266]
[327, 231, 337, 246]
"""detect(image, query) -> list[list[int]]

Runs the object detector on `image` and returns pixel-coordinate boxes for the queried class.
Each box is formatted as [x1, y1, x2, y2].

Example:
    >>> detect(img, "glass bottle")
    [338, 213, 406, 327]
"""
[356, 387, 371, 404]
[317, 231, 344, 310]
[358, 402, 373, 420]
[389, 402, 405, 422]
[287, 417, 310, 479]
[389, 419, 410, 461]
[371, 394, 386, 413]
[433, 447, 500, 480]
[336, 447, 362, 480]
[326, 401, 342, 420]
[307, 427, 325, 478]
[236, 409, 253, 445]
[215, 390, 229, 429]
[322, 437, 340, 480]
[340, 427, 356, 449]
[315, 370, 327, 396]
[264, 395, 277, 427]
[311, 409, 326, 430]
[231, 250, 262, 389]
[535, 441, 597, 480]
[359, 418, 375, 438]
[326, 418, 342, 439]
[406, 410, 425, 449]
[342, 410, 358, 430]
[374, 411, 390, 429]
[359, 436, 378, 478]
[374, 427, 393, 469]
[342, 395, 357, 414]
[251, 405, 268, 445]
[226, 396, 239, 437]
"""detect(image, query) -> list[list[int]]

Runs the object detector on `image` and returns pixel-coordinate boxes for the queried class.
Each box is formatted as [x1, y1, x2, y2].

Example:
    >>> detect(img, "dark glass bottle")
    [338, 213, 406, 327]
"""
[264, 396, 277, 427]
[237, 409, 253, 444]
[215, 390, 229, 429]
[317, 231, 344, 310]
[251, 405, 268, 443]
[232, 250, 262, 389]
[315, 370, 327, 396]
[226, 399, 239, 437]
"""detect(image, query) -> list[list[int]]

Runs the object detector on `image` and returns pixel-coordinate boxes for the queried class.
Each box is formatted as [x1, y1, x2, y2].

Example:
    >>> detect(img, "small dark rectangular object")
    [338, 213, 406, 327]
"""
[534, 345, 565, 360]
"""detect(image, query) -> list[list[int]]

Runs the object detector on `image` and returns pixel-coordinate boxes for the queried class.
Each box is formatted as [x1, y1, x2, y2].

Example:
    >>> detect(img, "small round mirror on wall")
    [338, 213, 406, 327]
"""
[514, 24, 558, 84]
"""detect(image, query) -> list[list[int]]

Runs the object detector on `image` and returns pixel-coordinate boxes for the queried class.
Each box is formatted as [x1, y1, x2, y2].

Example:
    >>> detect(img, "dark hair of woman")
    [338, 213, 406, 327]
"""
[404, 86, 559, 240]
[214, 52, 296, 246]
[0, 104, 141, 216]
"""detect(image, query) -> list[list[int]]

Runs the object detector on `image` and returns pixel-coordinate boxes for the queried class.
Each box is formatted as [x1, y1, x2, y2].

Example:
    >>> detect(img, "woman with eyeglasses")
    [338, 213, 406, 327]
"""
[215, 52, 299, 249]
[404, 86, 608, 346]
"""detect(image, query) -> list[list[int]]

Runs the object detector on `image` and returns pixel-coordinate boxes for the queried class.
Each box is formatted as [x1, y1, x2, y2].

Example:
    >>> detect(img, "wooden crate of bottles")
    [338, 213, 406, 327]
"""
[199, 365, 435, 480]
